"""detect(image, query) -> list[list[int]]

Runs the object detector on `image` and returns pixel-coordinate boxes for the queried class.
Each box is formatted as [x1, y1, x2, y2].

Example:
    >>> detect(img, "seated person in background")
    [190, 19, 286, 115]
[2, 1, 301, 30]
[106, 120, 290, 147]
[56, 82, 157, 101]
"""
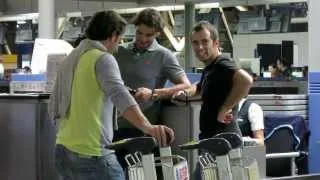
[276, 58, 291, 78]
[268, 63, 280, 78]
[237, 98, 264, 145]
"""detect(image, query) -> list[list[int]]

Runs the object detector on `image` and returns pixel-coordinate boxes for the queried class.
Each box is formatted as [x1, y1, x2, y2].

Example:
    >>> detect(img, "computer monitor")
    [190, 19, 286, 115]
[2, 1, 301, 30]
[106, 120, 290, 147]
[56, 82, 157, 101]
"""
[238, 58, 260, 75]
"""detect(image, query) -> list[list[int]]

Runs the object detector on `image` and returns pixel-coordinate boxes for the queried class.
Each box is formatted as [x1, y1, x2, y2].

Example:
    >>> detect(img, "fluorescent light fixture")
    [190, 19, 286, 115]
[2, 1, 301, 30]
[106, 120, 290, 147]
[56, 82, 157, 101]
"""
[291, 17, 308, 24]
[0, 13, 38, 22]
[66, 12, 82, 18]
[17, 20, 27, 24]
[236, 5, 248, 11]
[115, 5, 184, 14]
[196, 2, 220, 9]
[155, 5, 184, 11]
[199, 8, 212, 14]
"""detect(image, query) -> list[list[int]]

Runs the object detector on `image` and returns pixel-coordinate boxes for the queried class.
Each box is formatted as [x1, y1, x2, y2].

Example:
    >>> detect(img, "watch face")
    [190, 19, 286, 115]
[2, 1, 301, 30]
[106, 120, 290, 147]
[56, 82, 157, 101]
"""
[151, 93, 159, 101]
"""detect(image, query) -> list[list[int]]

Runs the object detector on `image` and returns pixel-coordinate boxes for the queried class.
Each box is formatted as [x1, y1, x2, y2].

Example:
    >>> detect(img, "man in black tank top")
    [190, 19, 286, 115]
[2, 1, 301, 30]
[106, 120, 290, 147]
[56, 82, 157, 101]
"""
[172, 21, 254, 180]
[173, 21, 253, 140]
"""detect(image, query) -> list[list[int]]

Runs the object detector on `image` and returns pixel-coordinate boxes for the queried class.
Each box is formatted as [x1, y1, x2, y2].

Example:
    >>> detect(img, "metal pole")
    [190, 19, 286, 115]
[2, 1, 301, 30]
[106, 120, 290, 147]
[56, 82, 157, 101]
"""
[219, 7, 234, 47]
[184, 1, 195, 73]
[38, 0, 55, 38]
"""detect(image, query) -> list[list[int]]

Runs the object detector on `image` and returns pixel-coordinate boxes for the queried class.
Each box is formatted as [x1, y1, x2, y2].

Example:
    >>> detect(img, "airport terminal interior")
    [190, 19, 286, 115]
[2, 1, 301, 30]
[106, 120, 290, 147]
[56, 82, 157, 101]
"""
[0, 0, 320, 179]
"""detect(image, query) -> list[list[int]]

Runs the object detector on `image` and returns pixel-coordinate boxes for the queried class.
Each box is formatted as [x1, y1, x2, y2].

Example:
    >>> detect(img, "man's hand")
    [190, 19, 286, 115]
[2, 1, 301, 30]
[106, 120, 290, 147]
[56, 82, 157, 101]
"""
[144, 125, 175, 147]
[171, 90, 187, 106]
[135, 87, 153, 102]
[217, 108, 233, 124]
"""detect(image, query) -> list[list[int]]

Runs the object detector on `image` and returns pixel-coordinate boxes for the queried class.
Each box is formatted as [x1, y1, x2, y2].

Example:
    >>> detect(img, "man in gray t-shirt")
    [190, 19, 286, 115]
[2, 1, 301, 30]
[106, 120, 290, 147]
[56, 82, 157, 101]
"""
[114, 8, 190, 168]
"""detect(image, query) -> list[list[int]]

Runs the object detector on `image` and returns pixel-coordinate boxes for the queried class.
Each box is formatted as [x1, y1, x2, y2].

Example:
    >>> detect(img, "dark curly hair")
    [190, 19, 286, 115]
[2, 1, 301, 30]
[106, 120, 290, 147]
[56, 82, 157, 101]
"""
[85, 10, 127, 41]
[131, 8, 164, 32]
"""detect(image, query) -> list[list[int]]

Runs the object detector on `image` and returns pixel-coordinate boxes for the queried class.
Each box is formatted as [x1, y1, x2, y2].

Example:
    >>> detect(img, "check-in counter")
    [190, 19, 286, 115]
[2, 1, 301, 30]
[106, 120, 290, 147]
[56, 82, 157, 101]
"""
[161, 94, 309, 178]
[250, 80, 307, 94]
[0, 93, 58, 180]
[161, 98, 266, 178]
[161, 98, 202, 175]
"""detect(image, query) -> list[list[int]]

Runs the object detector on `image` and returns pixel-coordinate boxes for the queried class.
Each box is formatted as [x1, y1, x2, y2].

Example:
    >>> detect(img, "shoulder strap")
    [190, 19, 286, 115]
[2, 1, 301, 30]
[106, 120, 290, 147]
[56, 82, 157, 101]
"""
[239, 99, 252, 116]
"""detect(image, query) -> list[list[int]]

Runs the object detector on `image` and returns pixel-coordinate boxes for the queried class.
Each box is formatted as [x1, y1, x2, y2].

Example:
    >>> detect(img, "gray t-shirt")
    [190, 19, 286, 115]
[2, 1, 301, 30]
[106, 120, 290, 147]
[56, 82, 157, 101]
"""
[95, 53, 137, 154]
[114, 40, 185, 126]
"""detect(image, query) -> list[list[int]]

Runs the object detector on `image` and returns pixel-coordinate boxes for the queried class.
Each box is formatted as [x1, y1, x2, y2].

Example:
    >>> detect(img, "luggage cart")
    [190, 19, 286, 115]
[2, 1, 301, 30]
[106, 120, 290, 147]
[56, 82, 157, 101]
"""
[108, 137, 189, 180]
[214, 133, 260, 180]
[180, 137, 233, 180]
[180, 133, 260, 180]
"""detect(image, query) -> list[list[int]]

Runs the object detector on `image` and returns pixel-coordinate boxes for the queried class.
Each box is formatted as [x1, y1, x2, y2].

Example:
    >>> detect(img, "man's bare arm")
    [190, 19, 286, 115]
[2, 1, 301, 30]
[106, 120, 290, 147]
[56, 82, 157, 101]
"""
[218, 69, 253, 123]
[154, 73, 191, 99]
[252, 130, 265, 145]
[221, 69, 253, 112]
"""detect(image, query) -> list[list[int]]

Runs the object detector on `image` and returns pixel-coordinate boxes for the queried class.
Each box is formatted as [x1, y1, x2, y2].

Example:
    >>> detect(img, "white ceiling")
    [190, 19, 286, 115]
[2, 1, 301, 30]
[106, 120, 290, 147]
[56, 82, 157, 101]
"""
[78, 0, 307, 6]
[0, 0, 307, 16]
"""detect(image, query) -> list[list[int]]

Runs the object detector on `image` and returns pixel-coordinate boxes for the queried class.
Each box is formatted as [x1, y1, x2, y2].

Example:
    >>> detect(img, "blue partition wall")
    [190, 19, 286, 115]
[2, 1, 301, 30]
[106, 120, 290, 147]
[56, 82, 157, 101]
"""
[308, 72, 320, 173]
[165, 73, 201, 87]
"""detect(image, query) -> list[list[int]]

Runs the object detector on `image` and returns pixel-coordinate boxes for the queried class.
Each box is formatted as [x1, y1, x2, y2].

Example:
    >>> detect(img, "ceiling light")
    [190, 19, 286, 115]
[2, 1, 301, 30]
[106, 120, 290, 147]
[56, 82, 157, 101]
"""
[0, 13, 38, 22]
[17, 20, 27, 24]
[196, 2, 220, 9]
[236, 5, 248, 12]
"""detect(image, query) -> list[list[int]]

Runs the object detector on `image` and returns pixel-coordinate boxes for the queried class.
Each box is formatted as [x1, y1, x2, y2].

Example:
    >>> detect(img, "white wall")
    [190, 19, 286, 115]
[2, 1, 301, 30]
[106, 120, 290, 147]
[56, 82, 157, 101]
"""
[233, 32, 308, 67]
[308, 0, 320, 71]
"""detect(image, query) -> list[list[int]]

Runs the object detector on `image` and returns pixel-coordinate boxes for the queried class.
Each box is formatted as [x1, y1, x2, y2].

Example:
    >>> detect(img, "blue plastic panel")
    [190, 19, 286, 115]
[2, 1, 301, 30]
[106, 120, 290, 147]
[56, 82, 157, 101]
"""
[165, 73, 201, 87]
[11, 73, 46, 82]
[308, 72, 320, 173]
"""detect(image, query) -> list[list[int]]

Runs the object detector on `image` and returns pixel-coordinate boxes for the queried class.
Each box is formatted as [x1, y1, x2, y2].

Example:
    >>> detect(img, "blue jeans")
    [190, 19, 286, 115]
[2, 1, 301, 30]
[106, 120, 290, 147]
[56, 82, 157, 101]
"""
[55, 144, 125, 180]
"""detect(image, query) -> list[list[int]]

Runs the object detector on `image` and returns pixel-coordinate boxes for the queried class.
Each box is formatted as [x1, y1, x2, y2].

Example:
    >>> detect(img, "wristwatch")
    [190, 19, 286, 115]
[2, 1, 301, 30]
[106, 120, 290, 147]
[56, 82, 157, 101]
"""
[151, 89, 160, 101]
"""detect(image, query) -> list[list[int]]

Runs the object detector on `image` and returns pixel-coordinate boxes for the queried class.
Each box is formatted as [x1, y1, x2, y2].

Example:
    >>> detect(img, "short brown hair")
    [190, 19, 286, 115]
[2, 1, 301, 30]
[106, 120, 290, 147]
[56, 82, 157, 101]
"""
[131, 8, 164, 32]
[85, 10, 127, 41]
[192, 21, 219, 41]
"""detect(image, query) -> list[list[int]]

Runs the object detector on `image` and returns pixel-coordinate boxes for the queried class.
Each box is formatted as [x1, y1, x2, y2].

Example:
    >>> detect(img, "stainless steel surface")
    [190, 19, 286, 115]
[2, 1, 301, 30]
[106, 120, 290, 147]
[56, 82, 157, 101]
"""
[266, 152, 300, 176]
[266, 152, 301, 159]
[184, 1, 196, 73]
[0, 96, 58, 180]
[242, 145, 266, 178]
[262, 105, 307, 111]
[245, 100, 307, 105]
[162, 101, 201, 177]
[248, 94, 308, 100]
